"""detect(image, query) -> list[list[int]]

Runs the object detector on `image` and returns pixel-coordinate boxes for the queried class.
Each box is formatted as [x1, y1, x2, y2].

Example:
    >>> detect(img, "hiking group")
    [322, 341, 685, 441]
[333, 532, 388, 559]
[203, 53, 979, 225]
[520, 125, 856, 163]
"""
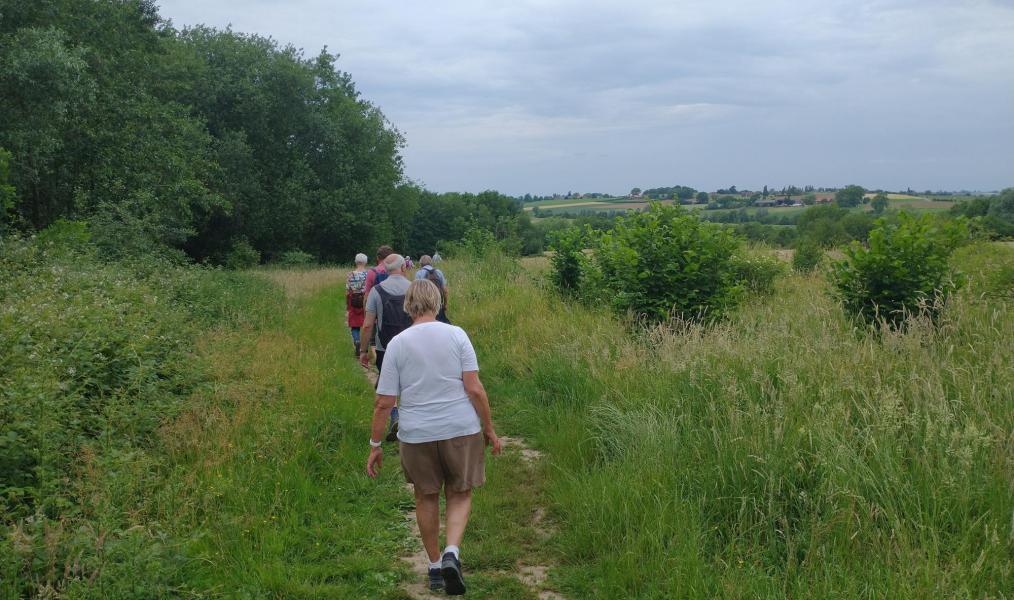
[346, 245, 500, 595]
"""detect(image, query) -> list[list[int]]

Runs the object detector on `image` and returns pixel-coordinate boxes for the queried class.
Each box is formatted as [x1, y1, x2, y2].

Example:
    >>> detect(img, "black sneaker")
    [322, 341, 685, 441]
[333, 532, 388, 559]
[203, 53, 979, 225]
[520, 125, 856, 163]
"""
[441, 552, 465, 595]
[385, 421, 399, 442]
[428, 567, 444, 591]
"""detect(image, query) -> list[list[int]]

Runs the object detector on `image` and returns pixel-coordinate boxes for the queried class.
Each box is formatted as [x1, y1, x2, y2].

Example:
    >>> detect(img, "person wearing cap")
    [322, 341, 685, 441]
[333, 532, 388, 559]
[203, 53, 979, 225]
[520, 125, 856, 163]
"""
[366, 278, 501, 595]
[346, 253, 369, 356]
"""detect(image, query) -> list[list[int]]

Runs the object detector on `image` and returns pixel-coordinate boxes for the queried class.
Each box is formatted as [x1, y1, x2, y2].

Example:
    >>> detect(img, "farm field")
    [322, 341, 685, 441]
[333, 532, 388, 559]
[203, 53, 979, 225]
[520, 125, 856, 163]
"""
[523, 197, 624, 209]
[529, 194, 957, 218]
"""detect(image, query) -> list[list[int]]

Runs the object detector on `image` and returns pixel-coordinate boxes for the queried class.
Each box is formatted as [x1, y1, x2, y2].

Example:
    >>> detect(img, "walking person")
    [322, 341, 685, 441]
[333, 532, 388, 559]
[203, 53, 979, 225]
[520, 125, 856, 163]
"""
[366, 279, 501, 595]
[415, 255, 450, 323]
[363, 244, 394, 299]
[359, 253, 413, 440]
[346, 253, 369, 357]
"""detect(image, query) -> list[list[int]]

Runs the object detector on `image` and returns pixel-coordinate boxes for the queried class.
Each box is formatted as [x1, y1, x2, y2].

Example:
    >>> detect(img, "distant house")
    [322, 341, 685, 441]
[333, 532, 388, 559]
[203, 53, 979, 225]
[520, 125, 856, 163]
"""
[755, 199, 778, 207]
[815, 196, 833, 204]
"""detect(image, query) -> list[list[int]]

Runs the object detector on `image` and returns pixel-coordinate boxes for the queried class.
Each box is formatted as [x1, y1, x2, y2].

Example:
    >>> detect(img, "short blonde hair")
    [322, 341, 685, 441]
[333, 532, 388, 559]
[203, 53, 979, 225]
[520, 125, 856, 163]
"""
[404, 279, 442, 318]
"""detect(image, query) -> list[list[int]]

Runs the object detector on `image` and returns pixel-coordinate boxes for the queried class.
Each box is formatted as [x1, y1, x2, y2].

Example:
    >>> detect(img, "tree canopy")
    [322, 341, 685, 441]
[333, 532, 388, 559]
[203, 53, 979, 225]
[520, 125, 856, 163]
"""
[0, 0, 536, 262]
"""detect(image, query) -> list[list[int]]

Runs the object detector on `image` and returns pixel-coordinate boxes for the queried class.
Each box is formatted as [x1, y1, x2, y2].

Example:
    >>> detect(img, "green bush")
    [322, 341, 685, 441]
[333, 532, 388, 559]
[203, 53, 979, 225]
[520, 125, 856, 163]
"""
[592, 204, 742, 322]
[831, 213, 967, 328]
[275, 248, 316, 267]
[0, 234, 282, 595]
[730, 248, 786, 295]
[793, 239, 824, 273]
[548, 227, 587, 293]
[224, 237, 260, 269]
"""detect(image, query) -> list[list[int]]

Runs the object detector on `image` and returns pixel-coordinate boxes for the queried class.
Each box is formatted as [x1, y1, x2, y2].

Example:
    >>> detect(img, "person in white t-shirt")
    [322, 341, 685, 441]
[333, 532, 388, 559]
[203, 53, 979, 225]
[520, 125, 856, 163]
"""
[366, 279, 501, 595]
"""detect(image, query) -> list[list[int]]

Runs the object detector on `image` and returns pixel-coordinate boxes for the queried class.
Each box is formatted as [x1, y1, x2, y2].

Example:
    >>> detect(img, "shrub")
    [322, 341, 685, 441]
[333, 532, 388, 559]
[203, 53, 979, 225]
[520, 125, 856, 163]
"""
[592, 204, 741, 322]
[0, 235, 282, 595]
[275, 248, 315, 267]
[730, 248, 785, 295]
[224, 237, 260, 269]
[792, 239, 824, 273]
[830, 213, 967, 328]
[439, 227, 503, 259]
[548, 226, 587, 293]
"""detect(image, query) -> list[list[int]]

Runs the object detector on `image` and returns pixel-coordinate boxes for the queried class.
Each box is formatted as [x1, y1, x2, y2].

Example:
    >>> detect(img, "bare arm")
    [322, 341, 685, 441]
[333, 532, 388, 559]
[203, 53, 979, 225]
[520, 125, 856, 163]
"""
[366, 393, 397, 477]
[463, 371, 501, 454]
[359, 311, 375, 366]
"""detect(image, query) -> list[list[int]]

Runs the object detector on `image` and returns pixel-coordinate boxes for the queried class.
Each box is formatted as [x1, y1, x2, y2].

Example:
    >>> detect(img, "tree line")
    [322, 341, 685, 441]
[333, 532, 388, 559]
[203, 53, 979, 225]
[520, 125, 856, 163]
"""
[0, 0, 539, 263]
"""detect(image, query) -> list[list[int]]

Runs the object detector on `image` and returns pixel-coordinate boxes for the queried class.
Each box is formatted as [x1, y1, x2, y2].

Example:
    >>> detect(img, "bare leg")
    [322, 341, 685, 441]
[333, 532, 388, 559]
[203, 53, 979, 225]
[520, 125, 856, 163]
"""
[415, 488, 441, 563]
[444, 488, 472, 548]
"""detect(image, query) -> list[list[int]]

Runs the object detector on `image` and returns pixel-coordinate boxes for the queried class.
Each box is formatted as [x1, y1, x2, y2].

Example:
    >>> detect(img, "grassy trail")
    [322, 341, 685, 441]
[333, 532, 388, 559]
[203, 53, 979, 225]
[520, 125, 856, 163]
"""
[169, 270, 555, 598]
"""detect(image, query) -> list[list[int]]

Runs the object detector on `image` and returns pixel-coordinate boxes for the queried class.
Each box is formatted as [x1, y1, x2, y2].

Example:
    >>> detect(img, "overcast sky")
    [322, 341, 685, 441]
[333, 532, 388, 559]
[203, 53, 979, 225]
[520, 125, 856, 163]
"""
[157, 0, 1014, 195]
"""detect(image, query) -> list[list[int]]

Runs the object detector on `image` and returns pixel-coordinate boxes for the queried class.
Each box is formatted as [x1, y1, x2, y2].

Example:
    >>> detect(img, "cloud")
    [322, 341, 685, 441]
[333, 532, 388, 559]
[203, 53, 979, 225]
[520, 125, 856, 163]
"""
[157, 0, 1014, 193]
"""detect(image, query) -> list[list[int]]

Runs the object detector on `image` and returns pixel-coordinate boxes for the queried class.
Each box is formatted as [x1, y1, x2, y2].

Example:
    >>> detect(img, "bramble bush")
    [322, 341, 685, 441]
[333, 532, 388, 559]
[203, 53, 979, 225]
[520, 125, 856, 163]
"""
[0, 229, 281, 596]
[831, 213, 967, 328]
[592, 204, 743, 322]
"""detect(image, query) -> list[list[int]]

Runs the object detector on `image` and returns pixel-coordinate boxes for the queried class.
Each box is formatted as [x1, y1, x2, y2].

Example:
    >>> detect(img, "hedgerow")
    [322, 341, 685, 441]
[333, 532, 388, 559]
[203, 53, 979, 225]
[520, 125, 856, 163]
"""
[0, 227, 281, 596]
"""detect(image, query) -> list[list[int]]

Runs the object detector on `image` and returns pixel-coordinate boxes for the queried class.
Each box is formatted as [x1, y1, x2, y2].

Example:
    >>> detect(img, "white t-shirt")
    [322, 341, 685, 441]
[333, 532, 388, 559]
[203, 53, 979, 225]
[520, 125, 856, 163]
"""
[376, 321, 481, 443]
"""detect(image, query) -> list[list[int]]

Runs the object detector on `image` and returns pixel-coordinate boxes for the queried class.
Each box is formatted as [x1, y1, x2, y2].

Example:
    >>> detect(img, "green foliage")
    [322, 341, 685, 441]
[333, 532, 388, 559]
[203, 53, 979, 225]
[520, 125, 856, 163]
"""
[454, 245, 1014, 597]
[835, 185, 866, 208]
[0, 2, 407, 262]
[796, 204, 874, 248]
[0, 147, 15, 229]
[0, 233, 282, 595]
[950, 190, 1014, 239]
[592, 204, 742, 322]
[729, 248, 786, 295]
[871, 192, 890, 214]
[548, 227, 587, 293]
[224, 237, 260, 269]
[831, 213, 967, 328]
[274, 249, 316, 268]
[34, 218, 91, 248]
[801, 192, 817, 205]
[984, 262, 1014, 299]
[793, 239, 824, 273]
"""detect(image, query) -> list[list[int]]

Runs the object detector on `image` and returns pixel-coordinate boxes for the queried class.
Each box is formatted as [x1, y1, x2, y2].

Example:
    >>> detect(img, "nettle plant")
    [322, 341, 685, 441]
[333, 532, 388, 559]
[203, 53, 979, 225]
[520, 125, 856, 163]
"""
[831, 212, 967, 329]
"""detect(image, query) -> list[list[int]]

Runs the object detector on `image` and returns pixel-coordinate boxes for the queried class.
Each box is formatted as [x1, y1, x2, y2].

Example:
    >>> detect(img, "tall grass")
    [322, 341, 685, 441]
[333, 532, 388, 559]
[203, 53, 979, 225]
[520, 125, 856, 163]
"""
[444, 242, 1014, 598]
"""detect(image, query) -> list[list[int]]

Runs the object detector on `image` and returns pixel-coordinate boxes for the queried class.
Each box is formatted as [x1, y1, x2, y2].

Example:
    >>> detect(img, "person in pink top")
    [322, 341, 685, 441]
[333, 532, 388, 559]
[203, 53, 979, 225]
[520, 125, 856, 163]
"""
[363, 244, 394, 299]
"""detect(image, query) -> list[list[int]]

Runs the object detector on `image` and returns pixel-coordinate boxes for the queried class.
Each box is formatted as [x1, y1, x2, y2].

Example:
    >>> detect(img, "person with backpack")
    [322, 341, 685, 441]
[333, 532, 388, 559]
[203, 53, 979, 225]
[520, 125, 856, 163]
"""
[359, 253, 413, 441]
[363, 244, 394, 299]
[346, 253, 369, 357]
[415, 255, 450, 323]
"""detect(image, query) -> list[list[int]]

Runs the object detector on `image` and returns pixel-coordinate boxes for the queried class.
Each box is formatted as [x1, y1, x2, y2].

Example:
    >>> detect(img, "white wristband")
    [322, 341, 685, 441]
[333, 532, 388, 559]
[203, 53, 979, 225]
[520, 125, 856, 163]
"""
[369, 439, 382, 448]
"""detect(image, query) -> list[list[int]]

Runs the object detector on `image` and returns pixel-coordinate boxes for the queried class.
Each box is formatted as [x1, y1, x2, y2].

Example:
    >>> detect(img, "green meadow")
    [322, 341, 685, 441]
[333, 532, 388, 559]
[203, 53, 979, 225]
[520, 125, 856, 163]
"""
[6, 236, 1012, 598]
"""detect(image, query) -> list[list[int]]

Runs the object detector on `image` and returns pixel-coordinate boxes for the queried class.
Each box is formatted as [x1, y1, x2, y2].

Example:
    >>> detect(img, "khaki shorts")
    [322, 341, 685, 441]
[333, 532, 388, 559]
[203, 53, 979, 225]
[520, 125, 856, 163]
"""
[400, 432, 486, 495]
